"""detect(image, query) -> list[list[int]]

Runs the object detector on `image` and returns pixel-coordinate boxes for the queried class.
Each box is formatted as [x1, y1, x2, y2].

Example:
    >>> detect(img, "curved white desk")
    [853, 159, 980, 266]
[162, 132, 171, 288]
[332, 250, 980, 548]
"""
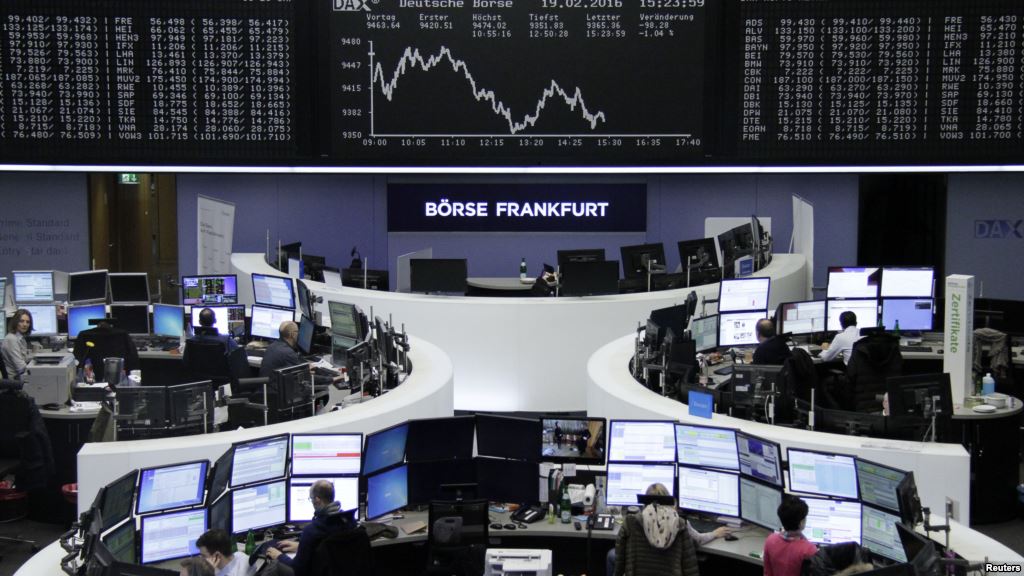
[75, 336, 453, 516]
[233, 252, 807, 412]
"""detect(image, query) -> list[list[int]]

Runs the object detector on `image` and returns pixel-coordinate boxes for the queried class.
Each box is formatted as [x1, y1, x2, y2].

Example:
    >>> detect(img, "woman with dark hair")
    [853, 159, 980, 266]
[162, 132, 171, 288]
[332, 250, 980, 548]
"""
[2, 308, 33, 379]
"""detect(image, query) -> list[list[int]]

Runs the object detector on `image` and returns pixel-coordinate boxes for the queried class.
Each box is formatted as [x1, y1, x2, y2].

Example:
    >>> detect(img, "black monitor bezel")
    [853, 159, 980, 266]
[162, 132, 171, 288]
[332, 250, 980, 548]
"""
[151, 303, 185, 339]
[737, 475, 784, 531]
[207, 447, 234, 504]
[100, 469, 139, 532]
[110, 304, 151, 336]
[101, 517, 138, 565]
[556, 248, 606, 268]
[717, 276, 771, 314]
[855, 457, 908, 514]
[604, 461, 677, 507]
[409, 258, 468, 294]
[539, 416, 607, 466]
[362, 421, 410, 476]
[475, 414, 542, 462]
[207, 490, 232, 535]
[297, 313, 315, 355]
[365, 463, 409, 520]
[777, 299, 827, 336]
[405, 415, 476, 463]
[108, 272, 151, 305]
[674, 422, 740, 471]
[619, 242, 667, 279]
[885, 373, 954, 420]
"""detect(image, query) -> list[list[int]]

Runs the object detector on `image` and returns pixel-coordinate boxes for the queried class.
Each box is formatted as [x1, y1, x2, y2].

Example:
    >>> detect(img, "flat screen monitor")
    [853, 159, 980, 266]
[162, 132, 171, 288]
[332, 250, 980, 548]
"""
[108, 273, 150, 304]
[102, 521, 136, 564]
[208, 493, 231, 534]
[406, 416, 475, 463]
[881, 267, 934, 298]
[342, 268, 390, 291]
[231, 480, 287, 534]
[69, 270, 109, 304]
[736, 432, 783, 487]
[559, 261, 620, 296]
[111, 304, 150, 336]
[249, 305, 294, 340]
[675, 424, 739, 470]
[862, 505, 908, 563]
[620, 243, 666, 279]
[230, 434, 289, 488]
[690, 315, 718, 353]
[608, 420, 676, 463]
[181, 275, 238, 306]
[856, 458, 907, 513]
[115, 387, 167, 429]
[101, 470, 138, 532]
[363, 422, 409, 476]
[152, 304, 185, 339]
[136, 460, 209, 515]
[786, 448, 859, 500]
[556, 248, 605, 268]
[881, 299, 933, 331]
[739, 477, 783, 530]
[650, 304, 692, 346]
[323, 268, 343, 288]
[410, 259, 467, 294]
[886, 373, 954, 419]
[291, 433, 362, 476]
[288, 477, 360, 522]
[827, 267, 881, 299]
[476, 459, 539, 504]
[778, 300, 826, 336]
[139, 508, 206, 564]
[190, 305, 245, 338]
[678, 238, 720, 272]
[718, 311, 766, 347]
[677, 467, 739, 517]
[166, 381, 214, 430]
[897, 522, 938, 574]
[13, 270, 55, 303]
[826, 299, 879, 332]
[22, 304, 58, 336]
[328, 301, 361, 340]
[297, 315, 315, 355]
[207, 448, 233, 504]
[366, 464, 408, 520]
[407, 460, 477, 505]
[605, 463, 676, 507]
[476, 414, 541, 462]
[540, 417, 606, 465]
[252, 273, 296, 310]
[68, 304, 107, 338]
[803, 497, 862, 545]
[296, 279, 314, 320]
[718, 278, 770, 313]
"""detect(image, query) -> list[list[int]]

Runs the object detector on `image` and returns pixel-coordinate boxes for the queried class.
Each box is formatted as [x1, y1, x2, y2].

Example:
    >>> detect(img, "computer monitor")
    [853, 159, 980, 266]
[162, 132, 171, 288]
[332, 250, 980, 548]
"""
[13, 270, 55, 303]
[880, 267, 934, 298]
[363, 422, 409, 476]
[827, 267, 881, 299]
[110, 304, 150, 335]
[291, 433, 362, 476]
[407, 460, 477, 505]
[608, 420, 676, 463]
[69, 270, 109, 304]
[826, 299, 879, 332]
[300, 254, 327, 282]
[136, 460, 209, 515]
[410, 259, 467, 294]
[297, 314, 316, 355]
[101, 470, 138, 532]
[690, 315, 718, 353]
[738, 477, 782, 530]
[886, 373, 953, 420]
[328, 301, 362, 341]
[476, 459, 539, 504]
[189, 305, 246, 338]
[208, 492, 231, 534]
[249, 305, 294, 340]
[114, 386, 168, 431]
[605, 463, 676, 507]
[803, 497, 862, 545]
[718, 278, 770, 313]
[342, 268, 390, 291]
[288, 477, 360, 522]
[406, 416, 476, 463]
[717, 311, 766, 347]
[296, 279, 314, 320]
[152, 304, 185, 339]
[68, 304, 107, 338]
[556, 248, 605, 268]
[881, 298, 933, 331]
[108, 273, 150, 304]
[777, 300, 826, 336]
[230, 434, 289, 488]
[862, 505, 908, 563]
[896, 523, 939, 575]
[678, 238, 720, 273]
[180, 274, 238, 306]
[650, 303, 693, 346]
[730, 364, 783, 408]
[476, 414, 541, 462]
[102, 520, 137, 564]
[139, 508, 206, 564]
[786, 448, 859, 500]
[23, 304, 58, 336]
[167, 381, 214, 431]
[674, 424, 739, 470]
[559, 261, 620, 296]
[365, 464, 408, 520]
[736, 432, 782, 487]
[252, 273, 296, 310]
[270, 363, 313, 416]
[620, 243, 666, 279]
[856, 458, 907, 513]
[677, 467, 739, 518]
[231, 479, 287, 534]
[896, 473, 923, 526]
[207, 448, 233, 504]
[540, 417, 606, 465]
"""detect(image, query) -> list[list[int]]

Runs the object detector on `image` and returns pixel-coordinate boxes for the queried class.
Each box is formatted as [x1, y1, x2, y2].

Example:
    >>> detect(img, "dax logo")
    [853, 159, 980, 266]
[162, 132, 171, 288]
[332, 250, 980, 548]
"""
[334, 0, 371, 11]
[975, 220, 1023, 239]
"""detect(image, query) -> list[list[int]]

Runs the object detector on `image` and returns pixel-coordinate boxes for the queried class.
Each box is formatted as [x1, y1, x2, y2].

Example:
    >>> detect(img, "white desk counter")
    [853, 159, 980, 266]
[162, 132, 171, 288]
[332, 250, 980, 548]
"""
[233, 253, 808, 412]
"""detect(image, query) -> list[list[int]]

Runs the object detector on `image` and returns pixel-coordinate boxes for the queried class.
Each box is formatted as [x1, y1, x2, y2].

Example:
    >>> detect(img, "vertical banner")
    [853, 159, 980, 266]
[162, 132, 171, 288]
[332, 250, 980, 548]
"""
[197, 195, 235, 275]
[790, 195, 815, 300]
[944, 274, 975, 406]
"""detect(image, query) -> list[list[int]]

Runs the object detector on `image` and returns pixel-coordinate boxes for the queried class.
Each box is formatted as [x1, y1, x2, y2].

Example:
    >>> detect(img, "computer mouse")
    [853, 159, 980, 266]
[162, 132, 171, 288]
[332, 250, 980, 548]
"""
[503, 523, 517, 530]
[489, 522, 503, 530]
[937, 349, 943, 354]
[724, 534, 738, 541]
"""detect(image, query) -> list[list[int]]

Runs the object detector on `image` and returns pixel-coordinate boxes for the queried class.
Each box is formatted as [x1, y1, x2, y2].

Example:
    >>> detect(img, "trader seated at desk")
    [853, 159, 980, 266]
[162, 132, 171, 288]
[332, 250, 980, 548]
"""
[190, 308, 240, 354]
[753, 319, 792, 365]
[819, 311, 863, 365]
[259, 321, 344, 386]
[266, 479, 355, 576]
[2, 308, 34, 380]
[72, 316, 140, 378]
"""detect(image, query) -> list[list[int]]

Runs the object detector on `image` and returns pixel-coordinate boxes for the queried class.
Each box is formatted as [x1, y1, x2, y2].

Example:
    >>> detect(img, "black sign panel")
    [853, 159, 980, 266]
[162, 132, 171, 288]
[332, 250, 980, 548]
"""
[387, 183, 646, 232]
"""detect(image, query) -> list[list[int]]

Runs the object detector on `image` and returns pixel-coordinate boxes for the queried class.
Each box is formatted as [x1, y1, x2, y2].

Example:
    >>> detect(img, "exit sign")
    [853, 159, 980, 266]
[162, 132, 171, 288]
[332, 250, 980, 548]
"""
[119, 173, 139, 185]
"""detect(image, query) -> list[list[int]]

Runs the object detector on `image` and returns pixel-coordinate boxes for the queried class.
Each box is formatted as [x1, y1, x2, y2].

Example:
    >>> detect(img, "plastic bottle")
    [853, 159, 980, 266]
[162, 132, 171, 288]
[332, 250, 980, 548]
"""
[519, 258, 528, 281]
[893, 319, 900, 339]
[547, 503, 555, 524]
[982, 373, 996, 396]
[244, 529, 256, 555]
[83, 358, 95, 384]
[560, 484, 571, 524]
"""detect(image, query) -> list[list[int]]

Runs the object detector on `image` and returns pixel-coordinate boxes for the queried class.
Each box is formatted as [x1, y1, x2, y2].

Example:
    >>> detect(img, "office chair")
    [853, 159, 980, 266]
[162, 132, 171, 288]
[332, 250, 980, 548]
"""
[182, 340, 231, 385]
[310, 523, 373, 576]
[0, 385, 42, 557]
[972, 328, 1016, 397]
[226, 377, 271, 428]
[426, 499, 489, 576]
[73, 328, 140, 382]
[843, 332, 903, 413]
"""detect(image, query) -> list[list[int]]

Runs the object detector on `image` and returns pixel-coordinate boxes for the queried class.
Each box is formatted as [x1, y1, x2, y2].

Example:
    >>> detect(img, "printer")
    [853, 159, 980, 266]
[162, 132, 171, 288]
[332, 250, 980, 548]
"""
[484, 549, 552, 576]
[23, 353, 76, 407]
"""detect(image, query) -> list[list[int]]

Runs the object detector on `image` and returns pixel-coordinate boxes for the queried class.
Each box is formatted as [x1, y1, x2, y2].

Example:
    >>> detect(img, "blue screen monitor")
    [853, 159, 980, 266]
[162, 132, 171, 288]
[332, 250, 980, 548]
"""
[787, 448, 859, 500]
[881, 299, 933, 331]
[675, 424, 739, 470]
[69, 304, 107, 338]
[608, 420, 676, 463]
[152, 304, 185, 339]
[231, 480, 287, 534]
[230, 434, 289, 488]
[366, 464, 408, 520]
[690, 315, 718, 353]
[13, 270, 55, 304]
[803, 497, 862, 545]
[606, 463, 676, 507]
[288, 477, 360, 522]
[22, 304, 58, 336]
[252, 273, 296, 310]
[739, 477, 783, 530]
[862, 504, 908, 562]
[677, 467, 739, 517]
[363, 423, 408, 476]
[139, 508, 207, 564]
[736, 431, 782, 487]
[136, 460, 209, 515]
[855, 458, 907, 513]
[291, 433, 363, 476]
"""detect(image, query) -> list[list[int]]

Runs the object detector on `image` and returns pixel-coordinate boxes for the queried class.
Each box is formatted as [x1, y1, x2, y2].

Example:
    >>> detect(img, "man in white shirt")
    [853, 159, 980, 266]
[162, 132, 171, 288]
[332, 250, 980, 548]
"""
[196, 528, 252, 576]
[820, 311, 863, 365]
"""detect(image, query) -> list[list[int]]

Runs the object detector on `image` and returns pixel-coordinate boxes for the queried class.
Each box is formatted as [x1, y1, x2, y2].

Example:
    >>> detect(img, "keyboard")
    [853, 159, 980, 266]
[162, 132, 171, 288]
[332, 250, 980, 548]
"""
[900, 346, 933, 353]
[714, 365, 734, 376]
[685, 517, 724, 533]
[314, 366, 341, 379]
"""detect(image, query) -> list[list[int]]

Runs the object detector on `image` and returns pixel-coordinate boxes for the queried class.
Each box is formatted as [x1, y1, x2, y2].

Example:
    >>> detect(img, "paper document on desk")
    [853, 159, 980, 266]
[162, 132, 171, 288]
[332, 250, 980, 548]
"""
[70, 402, 102, 412]
[401, 520, 427, 535]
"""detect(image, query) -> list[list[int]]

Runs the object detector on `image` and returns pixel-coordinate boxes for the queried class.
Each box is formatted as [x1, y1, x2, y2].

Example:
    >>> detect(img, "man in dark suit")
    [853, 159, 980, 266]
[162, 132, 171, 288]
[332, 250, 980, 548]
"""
[752, 318, 792, 365]
[190, 307, 239, 354]
[72, 318, 140, 383]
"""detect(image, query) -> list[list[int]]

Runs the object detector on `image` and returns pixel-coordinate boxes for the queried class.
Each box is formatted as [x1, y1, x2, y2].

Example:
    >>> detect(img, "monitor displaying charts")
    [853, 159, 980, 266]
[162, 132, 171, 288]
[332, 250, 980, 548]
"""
[690, 315, 719, 353]
[736, 432, 782, 487]
[13, 270, 55, 304]
[787, 449, 859, 500]
[139, 508, 207, 564]
[739, 477, 782, 530]
[718, 278, 770, 313]
[677, 467, 739, 517]
[231, 480, 287, 534]
[803, 497, 862, 545]
[674, 424, 738, 470]
[827, 267, 880, 299]
[288, 477, 360, 522]
[606, 463, 676, 507]
[291, 434, 362, 476]
[826, 300, 879, 333]
[608, 420, 676, 463]
[718, 311, 766, 347]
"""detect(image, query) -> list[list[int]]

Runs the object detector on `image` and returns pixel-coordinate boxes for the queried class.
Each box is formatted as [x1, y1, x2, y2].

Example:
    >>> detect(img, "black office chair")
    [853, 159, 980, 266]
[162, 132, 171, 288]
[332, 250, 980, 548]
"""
[226, 377, 271, 428]
[311, 523, 373, 576]
[426, 499, 489, 576]
[73, 328, 140, 382]
[182, 340, 231, 384]
[0, 384, 43, 557]
[843, 332, 903, 413]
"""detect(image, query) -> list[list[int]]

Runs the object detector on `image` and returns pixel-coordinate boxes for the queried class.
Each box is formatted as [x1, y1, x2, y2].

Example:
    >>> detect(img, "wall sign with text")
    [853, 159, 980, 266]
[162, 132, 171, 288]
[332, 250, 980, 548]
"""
[387, 184, 647, 233]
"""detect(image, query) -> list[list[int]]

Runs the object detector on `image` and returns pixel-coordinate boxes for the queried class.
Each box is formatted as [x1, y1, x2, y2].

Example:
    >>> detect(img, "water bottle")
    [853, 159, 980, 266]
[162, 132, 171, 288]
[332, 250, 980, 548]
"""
[893, 319, 900, 339]
[982, 372, 996, 396]
[519, 258, 528, 281]
[244, 529, 256, 555]
[560, 484, 571, 524]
